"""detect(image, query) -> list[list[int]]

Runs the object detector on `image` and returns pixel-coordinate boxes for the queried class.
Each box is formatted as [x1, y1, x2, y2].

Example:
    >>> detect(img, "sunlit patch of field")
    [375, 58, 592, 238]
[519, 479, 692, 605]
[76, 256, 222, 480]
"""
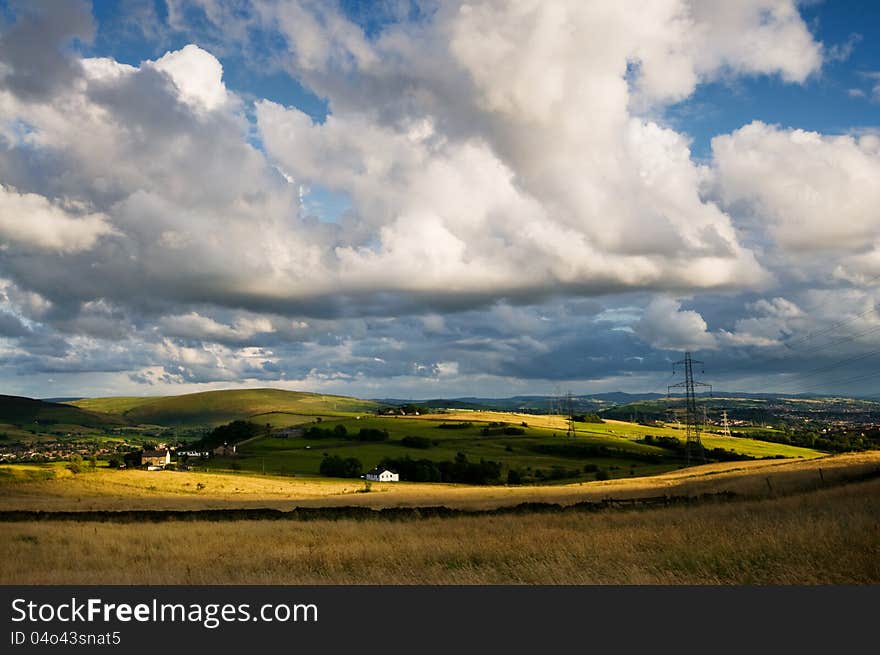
[1, 451, 877, 512]
[2, 476, 878, 585]
[250, 412, 324, 428]
[67, 396, 164, 414]
[414, 412, 822, 459]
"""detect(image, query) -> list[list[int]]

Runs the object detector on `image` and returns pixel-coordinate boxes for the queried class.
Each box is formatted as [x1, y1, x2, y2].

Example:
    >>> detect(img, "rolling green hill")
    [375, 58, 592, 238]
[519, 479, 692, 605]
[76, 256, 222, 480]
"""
[203, 413, 822, 482]
[70, 388, 380, 427]
[0, 395, 127, 430]
[67, 396, 166, 415]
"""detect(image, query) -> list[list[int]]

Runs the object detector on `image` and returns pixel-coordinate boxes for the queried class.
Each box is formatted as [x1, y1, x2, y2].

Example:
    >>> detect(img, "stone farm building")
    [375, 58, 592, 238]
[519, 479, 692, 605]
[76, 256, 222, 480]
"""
[142, 449, 171, 469]
[365, 467, 399, 482]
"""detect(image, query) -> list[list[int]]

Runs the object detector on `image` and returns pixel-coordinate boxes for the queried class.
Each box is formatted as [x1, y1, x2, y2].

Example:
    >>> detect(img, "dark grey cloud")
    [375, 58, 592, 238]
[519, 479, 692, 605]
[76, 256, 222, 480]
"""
[0, 309, 27, 337]
[0, 0, 93, 100]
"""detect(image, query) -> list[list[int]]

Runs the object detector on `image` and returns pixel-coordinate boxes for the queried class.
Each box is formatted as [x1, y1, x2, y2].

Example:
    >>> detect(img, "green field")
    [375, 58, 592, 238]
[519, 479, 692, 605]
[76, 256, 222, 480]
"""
[199, 413, 821, 482]
[67, 396, 166, 415]
[570, 419, 821, 458]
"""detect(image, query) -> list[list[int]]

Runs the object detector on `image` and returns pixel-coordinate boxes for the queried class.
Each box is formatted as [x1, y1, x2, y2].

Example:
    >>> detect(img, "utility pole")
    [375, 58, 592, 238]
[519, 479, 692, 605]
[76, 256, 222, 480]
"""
[721, 410, 733, 438]
[668, 352, 712, 466]
[566, 391, 576, 439]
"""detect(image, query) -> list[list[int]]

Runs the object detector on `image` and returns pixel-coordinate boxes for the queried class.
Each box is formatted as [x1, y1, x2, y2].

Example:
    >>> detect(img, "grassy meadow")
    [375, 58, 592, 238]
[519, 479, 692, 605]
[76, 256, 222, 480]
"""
[2, 476, 877, 584]
[201, 412, 822, 482]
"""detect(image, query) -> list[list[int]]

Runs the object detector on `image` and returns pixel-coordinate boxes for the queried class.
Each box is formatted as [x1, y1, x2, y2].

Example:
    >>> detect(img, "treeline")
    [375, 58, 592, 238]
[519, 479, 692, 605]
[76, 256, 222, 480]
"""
[303, 425, 389, 441]
[506, 464, 607, 485]
[319, 455, 362, 478]
[531, 437, 756, 464]
[377, 452, 502, 485]
[743, 428, 880, 453]
[480, 425, 525, 436]
[638, 435, 756, 462]
[199, 420, 265, 450]
[475, 420, 529, 436]
[529, 442, 664, 464]
[400, 435, 433, 449]
[572, 413, 604, 423]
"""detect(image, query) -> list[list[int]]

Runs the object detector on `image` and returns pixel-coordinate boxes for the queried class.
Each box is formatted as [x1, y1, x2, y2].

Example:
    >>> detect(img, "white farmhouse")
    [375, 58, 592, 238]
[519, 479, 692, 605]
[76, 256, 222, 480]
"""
[142, 449, 171, 469]
[365, 467, 399, 482]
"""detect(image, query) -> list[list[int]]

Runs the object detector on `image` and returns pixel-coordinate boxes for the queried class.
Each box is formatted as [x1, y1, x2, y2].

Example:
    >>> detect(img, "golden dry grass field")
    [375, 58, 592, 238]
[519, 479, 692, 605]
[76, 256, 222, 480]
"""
[1, 476, 878, 584]
[1, 451, 878, 511]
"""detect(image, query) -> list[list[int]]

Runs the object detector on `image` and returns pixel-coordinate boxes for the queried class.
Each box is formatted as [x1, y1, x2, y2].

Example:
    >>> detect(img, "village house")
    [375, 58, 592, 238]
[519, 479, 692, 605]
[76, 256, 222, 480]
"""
[365, 467, 399, 482]
[177, 450, 211, 461]
[142, 449, 171, 469]
[213, 443, 237, 457]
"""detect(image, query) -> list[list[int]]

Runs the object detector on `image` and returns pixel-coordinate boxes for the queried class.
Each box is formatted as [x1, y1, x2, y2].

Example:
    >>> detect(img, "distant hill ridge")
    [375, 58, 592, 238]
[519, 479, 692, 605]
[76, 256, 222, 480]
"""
[68, 388, 380, 427]
[0, 395, 126, 429]
[2, 387, 875, 434]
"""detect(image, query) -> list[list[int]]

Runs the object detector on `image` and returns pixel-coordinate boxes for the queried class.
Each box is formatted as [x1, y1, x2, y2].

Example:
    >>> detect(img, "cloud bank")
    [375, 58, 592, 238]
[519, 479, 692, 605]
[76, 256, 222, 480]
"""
[0, 0, 878, 397]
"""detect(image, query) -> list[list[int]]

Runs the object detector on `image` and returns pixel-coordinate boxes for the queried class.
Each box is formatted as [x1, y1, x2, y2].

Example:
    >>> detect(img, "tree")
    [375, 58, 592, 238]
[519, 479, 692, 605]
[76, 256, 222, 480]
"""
[67, 453, 84, 474]
[319, 455, 363, 478]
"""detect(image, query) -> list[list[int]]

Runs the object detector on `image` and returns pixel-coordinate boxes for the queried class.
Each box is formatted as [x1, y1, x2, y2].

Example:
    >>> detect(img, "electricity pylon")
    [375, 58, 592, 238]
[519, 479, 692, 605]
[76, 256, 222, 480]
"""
[566, 392, 576, 438]
[668, 352, 712, 466]
[720, 410, 733, 438]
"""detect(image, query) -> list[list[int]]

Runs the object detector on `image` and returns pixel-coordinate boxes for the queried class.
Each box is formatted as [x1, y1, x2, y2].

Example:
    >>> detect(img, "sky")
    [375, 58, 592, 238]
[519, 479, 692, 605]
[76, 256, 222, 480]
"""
[0, 0, 879, 400]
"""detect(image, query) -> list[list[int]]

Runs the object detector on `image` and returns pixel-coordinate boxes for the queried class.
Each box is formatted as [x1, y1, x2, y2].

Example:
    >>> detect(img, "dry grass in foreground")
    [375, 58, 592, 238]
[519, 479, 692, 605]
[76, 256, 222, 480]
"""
[1, 477, 878, 585]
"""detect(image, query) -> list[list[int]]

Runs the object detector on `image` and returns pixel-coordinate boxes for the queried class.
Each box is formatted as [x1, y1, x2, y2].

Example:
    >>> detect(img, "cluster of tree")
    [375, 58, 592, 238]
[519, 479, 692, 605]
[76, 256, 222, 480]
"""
[436, 422, 473, 430]
[377, 452, 502, 485]
[319, 455, 363, 478]
[303, 425, 389, 441]
[304, 424, 350, 439]
[400, 435, 434, 449]
[355, 428, 390, 442]
[122, 451, 142, 468]
[530, 442, 664, 464]
[480, 425, 525, 436]
[639, 435, 681, 449]
[66, 453, 97, 474]
[199, 420, 266, 450]
[506, 463, 608, 484]
[572, 413, 604, 423]
[638, 435, 755, 462]
[744, 427, 880, 453]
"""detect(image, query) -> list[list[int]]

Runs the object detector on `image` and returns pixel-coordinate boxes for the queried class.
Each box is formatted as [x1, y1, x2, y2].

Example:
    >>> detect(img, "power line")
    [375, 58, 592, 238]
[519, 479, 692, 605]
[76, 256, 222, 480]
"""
[668, 352, 712, 466]
[732, 273, 880, 395]
[736, 318, 880, 396]
[781, 304, 879, 350]
[768, 347, 880, 392]
[787, 368, 880, 396]
[565, 391, 575, 439]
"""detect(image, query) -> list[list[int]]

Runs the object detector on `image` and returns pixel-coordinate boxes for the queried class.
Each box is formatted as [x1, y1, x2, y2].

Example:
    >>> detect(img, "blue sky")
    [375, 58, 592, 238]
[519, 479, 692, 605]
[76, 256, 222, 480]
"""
[0, 0, 879, 399]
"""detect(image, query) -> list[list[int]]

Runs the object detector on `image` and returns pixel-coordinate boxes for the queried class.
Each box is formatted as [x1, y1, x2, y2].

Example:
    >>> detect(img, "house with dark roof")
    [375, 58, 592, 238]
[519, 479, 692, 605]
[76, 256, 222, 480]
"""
[142, 449, 171, 469]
